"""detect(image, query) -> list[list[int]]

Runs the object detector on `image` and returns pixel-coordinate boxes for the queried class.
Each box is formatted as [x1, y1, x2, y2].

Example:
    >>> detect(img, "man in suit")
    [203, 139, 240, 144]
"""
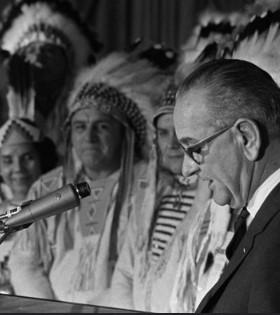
[174, 58, 280, 313]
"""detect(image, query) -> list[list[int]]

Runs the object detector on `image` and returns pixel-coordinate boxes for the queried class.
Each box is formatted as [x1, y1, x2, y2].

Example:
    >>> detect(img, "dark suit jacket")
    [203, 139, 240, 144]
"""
[196, 182, 280, 313]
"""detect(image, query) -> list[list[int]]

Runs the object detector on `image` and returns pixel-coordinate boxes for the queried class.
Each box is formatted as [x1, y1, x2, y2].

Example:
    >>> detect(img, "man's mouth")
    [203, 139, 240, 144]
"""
[83, 146, 100, 151]
[167, 152, 184, 158]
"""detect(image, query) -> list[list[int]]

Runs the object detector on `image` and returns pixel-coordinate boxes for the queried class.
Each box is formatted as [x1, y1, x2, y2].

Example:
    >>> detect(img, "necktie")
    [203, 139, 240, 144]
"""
[226, 207, 250, 260]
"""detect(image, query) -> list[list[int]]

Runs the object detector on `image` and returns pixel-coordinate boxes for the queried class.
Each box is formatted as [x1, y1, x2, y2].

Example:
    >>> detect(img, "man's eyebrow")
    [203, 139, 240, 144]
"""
[72, 118, 111, 124]
[72, 118, 86, 123]
[1, 154, 12, 158]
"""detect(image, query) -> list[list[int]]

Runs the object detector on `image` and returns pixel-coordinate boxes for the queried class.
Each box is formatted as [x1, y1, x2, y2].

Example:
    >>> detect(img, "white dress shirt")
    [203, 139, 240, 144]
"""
[247, 167, 280, 226]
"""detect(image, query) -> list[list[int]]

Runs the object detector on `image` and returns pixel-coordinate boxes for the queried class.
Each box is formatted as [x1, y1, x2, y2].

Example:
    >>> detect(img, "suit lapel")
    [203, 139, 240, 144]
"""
[196, 182, 280, 313]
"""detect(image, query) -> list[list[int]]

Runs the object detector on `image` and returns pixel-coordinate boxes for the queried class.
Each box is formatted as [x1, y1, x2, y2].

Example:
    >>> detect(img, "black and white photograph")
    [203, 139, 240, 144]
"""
[0, 0, 279, 313]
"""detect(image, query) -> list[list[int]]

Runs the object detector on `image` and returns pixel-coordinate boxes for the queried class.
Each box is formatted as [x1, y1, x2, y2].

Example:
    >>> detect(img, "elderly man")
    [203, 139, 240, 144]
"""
[105, 80, 212, 312]
[8, 52, 166, 305]
[174, 58, 280, 313]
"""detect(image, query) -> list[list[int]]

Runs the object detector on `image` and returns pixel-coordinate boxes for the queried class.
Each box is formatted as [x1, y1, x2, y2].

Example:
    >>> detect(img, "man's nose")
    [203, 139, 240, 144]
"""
[87, 125, 99, 142]
[168, 131, 180, 149]
[13, 158, 22, 171]
[182, 154, 200, 178]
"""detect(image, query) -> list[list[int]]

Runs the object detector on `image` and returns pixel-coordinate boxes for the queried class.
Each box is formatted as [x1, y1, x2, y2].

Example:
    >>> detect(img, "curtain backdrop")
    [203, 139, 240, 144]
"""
[0, 0, 252, 55]
[69, 0, 251, 54]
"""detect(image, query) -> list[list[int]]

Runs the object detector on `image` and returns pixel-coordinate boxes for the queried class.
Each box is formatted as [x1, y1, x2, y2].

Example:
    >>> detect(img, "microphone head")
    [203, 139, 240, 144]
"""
[75, 182, 91, 199]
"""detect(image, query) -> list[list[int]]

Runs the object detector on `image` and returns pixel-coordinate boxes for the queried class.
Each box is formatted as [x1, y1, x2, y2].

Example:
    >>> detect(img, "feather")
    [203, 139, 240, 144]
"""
[231, 9, 280, 86]
[6, 52, 33, 119]
[0, 0, 100, 155]
[68, 52, 169, 115]
[246, 0, 280, 16]
[179, 4, 251, 67]
[179, 10, 244, 68]
[176, 13, 238, 83]
[0, 1, 98, 69]
[68, 51, 170, 158]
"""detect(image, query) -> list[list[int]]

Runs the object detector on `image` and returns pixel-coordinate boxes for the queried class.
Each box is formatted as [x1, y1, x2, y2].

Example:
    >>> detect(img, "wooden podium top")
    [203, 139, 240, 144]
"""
[0, 293, 138, 313]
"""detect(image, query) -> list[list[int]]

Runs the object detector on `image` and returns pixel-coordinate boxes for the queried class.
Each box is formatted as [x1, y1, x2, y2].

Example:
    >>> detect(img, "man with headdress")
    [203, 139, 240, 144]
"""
[0, 0, 102, 157]
[8, 51, 167, 304]
[103, 79, 207, 312]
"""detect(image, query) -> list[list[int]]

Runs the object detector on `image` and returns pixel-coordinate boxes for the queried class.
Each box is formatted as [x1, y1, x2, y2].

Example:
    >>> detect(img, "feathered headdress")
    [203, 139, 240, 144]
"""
[0, 51, 43, 148]
[0, 117, 42, 147]
[152, 78, 177, 126]
[179, 9, 241, 65]
[65, 51, 169, 261]
[0, 0, 102, 155]
[245, 0, 280, 16]
[176, 9, 248, 83]
[0, 0, 101, 68]
[229, 9, 280, 86]
[128, 38, 177, 72]
[67, 51, 170, 158]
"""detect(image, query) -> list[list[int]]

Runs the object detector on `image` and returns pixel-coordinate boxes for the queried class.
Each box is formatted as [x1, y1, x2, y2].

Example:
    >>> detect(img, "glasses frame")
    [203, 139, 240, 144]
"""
[180, 124, 233, 164]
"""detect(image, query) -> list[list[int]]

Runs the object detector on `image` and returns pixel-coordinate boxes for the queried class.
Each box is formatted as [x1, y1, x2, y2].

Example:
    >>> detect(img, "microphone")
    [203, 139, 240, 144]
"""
[2, 182, 91, 229]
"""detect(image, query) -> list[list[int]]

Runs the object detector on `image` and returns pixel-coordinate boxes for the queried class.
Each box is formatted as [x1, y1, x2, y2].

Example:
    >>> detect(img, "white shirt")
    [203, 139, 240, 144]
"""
[247, 167, 280, 226]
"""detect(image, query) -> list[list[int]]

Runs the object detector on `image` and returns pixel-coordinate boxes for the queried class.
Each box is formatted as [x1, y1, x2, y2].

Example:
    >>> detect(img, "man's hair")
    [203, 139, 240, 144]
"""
[177, 59, 280, 135]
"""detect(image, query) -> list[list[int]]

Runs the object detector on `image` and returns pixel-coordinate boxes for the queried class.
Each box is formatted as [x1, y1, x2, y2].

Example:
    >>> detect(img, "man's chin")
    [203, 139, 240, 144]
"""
[83, 159, 103, 172]
[212, 191, 232, 207]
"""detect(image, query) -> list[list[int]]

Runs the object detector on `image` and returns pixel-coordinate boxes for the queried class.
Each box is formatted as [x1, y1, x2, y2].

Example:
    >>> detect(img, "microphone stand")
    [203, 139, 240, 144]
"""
[0, 230, 13, 245]
[0, 201, 33, 245]
[0, 219, 32, 245]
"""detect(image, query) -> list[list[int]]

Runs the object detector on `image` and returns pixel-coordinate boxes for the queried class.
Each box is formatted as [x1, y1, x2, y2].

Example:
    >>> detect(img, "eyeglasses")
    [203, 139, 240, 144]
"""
[180, 124, 233, 164]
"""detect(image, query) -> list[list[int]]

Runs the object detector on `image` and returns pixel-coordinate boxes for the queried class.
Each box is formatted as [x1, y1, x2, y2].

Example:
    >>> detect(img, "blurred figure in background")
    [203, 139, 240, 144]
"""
[0, 0, 102, 158]
[0, 118, 58, 208]
[8, 51, 168, 304]
[106, 79, 208, 312]
[176, 7, 249, 81]
[228, 7, 280, 87]
[245, 0, 280, 16]
[0, 80, 58, 295]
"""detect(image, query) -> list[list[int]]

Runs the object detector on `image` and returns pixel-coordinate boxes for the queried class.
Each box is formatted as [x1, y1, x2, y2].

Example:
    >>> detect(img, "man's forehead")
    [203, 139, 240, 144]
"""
[72, 107, 113, 122]
[174, 87, 212, 139]
[1, 142, 35, 155]
[157, 113, 174, 127]
[175, 88, 209, 121]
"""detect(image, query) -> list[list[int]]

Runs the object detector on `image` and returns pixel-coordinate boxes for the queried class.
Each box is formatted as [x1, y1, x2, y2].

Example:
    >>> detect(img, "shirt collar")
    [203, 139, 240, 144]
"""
[247, 167, 280, 226]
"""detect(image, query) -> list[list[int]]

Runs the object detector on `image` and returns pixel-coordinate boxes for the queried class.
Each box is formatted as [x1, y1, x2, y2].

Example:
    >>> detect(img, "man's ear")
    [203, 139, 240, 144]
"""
[233, 118, 261, 161]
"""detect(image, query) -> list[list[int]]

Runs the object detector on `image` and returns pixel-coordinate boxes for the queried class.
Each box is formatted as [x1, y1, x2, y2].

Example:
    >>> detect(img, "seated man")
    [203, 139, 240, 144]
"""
[107, 80, 209, 312]
[8, 52, 167, 304]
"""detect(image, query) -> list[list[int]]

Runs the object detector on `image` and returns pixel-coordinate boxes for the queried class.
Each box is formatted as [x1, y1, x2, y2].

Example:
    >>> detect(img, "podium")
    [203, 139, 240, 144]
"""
[0, 293, 138, 313]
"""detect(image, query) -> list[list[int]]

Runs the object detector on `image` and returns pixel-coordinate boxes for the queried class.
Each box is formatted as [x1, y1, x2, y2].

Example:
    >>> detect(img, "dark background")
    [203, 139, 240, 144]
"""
[69, 0, 250, 53]
[0, 0, 251, 53]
